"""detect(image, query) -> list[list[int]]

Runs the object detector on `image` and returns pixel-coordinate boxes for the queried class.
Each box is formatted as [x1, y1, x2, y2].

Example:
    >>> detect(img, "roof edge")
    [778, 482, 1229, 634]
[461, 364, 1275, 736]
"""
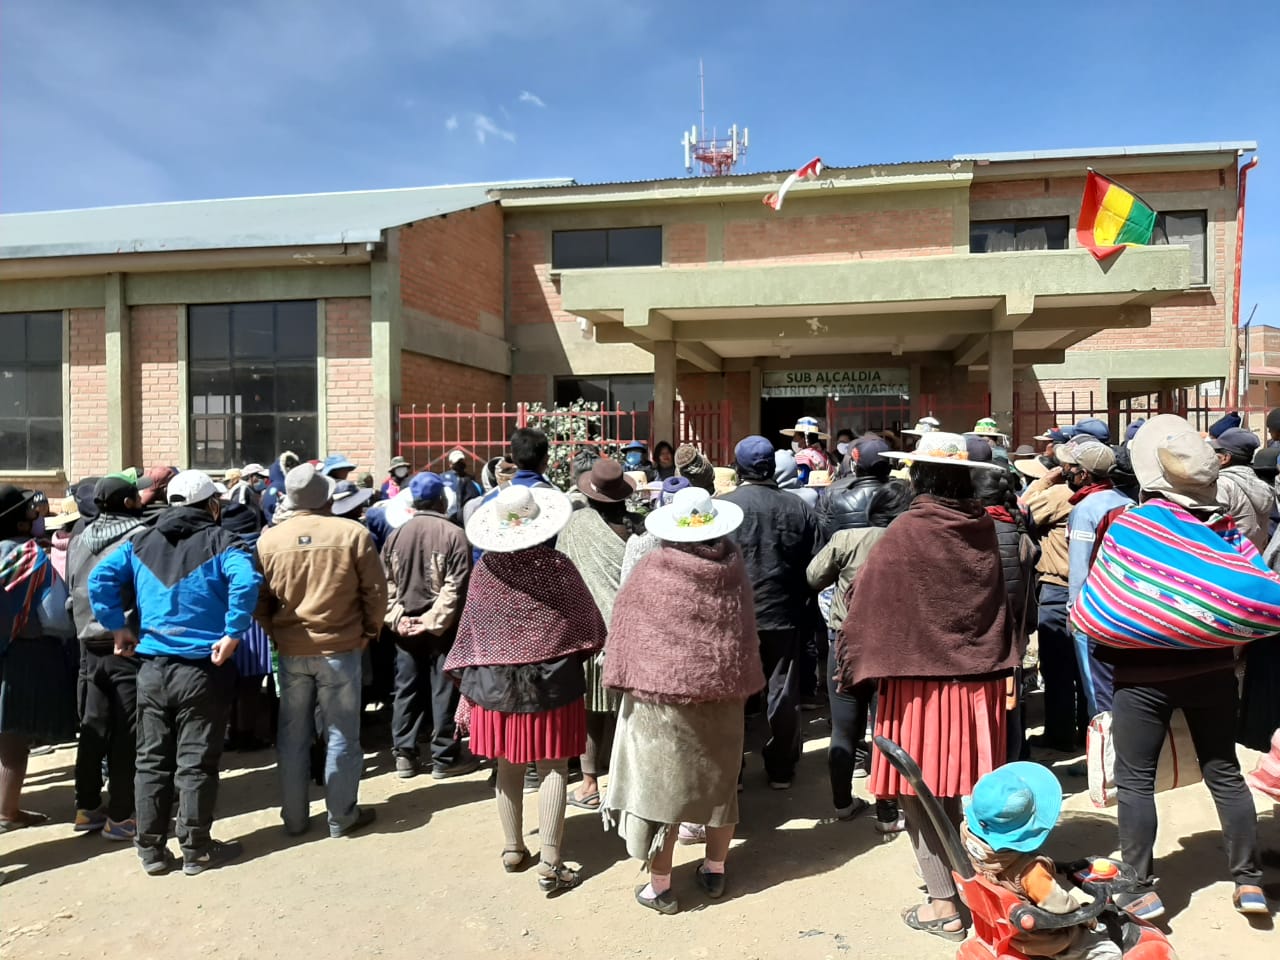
[955, 141, 1257, 163]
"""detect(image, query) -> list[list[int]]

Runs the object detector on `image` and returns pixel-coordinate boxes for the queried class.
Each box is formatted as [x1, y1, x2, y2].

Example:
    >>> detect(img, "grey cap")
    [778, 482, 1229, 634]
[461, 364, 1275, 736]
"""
[285, 462, 335, 511]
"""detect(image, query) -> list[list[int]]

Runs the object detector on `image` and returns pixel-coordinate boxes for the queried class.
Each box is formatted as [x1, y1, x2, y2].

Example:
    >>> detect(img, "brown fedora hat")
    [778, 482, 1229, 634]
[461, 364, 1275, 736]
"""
[577, 458, 637, 503]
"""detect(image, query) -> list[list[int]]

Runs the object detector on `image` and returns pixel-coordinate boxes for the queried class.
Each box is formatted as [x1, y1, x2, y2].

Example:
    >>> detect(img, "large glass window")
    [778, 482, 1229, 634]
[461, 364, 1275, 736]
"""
[0, 312, 63, 470]
[554, 374, 654, 440]
[970, 217, 1070, 253]
[1153, 210, 1208, 285]
[551, 227, 662, 269]
[188, 301, 318, 468]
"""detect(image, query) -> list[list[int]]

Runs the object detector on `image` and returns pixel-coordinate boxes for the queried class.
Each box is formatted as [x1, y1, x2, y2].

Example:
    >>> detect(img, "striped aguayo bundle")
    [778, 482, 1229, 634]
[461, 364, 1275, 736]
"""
[1071, 501, 1280, 650]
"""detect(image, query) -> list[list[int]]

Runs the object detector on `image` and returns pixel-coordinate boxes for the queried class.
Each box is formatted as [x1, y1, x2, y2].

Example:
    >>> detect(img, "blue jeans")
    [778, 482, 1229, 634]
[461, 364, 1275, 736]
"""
[1072, 629, 1115, 717]
[277, 651, 364, 837]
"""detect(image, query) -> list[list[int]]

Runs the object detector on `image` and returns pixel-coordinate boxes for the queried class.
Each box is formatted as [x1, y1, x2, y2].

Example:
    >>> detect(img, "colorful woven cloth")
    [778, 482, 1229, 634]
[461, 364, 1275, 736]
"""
[1, 538, 55, 644]
[1072, 500, 1280, 650]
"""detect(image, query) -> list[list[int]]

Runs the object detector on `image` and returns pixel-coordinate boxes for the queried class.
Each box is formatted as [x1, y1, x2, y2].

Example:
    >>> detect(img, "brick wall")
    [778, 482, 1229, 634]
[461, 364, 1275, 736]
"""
[324, 298, 376, 472]
[130, 305, 182, 468]
[400, 204, 504, 331]
[68, 308, 110, 479]
[401, 351, 507, 410]
[509, 230, 565, 326]
[510, 373, 551, 405]
[971, 169, 1226, 203]
[399, 351, 511, 470]
[723, 207, 954, 264]
[666, 222, 708, 266]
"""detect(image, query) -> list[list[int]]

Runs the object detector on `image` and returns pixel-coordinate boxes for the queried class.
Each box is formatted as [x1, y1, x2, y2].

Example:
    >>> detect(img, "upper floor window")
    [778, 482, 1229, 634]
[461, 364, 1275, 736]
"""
[188, 301, 318, 469]
[0, 312, 63, 471]
[970, 217, 1070, 253]
[552, 227, 663, 269]
[1153, 210, 1208, 285]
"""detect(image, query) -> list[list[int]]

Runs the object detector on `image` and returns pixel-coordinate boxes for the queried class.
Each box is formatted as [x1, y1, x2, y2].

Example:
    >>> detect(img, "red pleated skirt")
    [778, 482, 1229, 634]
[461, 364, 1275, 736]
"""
[468, 699, 587, 764]
[870, 677, 1006, 799]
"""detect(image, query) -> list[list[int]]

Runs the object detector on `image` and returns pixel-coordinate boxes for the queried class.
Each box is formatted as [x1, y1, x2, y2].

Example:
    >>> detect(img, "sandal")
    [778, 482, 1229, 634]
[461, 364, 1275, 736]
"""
[566, 791, 600, 811]
[537, 862, 581, 894]
[0, 810, 49, 833]
[902, 903, 967, 942]
[1233, 884, 1270, 916]
[501, 848, 533, 873]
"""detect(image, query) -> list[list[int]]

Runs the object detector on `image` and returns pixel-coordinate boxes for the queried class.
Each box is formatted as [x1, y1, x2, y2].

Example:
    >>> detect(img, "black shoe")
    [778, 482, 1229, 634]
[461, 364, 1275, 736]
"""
[635, 884, 679, 915]
[1027, 734, 1074, 753]
[140, 852, 179, 877]
[395, 754, 419, 779]
[183, 839, 243, 876]
[696, 864, 727, 899]
[431, 753, 482, 780]
[332, 807, 376, 838]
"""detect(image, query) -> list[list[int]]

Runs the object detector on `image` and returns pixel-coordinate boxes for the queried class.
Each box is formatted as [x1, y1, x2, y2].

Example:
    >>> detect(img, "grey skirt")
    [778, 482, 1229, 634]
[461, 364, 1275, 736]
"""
[603, 693, 744, 861]
[584, 652, 620, 714]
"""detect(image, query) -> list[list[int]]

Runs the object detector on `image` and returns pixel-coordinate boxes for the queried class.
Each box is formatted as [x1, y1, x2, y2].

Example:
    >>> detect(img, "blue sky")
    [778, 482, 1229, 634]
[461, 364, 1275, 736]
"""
[3, 1, 1278, 320]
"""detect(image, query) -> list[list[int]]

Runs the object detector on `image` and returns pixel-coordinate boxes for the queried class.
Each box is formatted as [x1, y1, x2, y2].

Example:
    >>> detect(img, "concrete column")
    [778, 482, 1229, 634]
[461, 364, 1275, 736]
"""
[749, 364, 763, 435]
[652, 340, 678, 446]
[988, 330, 1015, 437]
[103, 273, 132, 468]
[370, 232, 402, 473]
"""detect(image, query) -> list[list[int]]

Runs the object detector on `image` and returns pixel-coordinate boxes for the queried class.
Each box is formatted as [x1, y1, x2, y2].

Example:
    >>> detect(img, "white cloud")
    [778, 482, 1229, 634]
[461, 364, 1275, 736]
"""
[518, 90, 546, 108]
[473, 113, 515, 145]
[444, 114, 459, 131]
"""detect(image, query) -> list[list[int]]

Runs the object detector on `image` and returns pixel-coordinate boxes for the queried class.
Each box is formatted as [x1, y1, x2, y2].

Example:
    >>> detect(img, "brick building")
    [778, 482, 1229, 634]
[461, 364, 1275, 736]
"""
[0, 141, 1255, 494]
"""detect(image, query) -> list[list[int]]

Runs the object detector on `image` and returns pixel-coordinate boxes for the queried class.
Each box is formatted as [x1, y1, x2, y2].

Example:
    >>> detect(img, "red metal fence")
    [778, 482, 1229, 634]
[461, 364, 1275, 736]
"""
[396, 401, 732, 476]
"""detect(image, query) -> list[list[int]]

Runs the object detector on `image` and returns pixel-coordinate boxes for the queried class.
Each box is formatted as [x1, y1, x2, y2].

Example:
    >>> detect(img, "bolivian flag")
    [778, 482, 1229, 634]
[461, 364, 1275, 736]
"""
[1077, 169, 1156, 261]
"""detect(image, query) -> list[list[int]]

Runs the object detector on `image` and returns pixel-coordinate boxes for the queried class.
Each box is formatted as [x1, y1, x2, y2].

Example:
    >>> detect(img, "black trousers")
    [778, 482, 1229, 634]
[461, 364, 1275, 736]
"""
[74, 645, 140, 821]
[826, 643, 872, 809]
[391, 636, 461, 767]
[134, 656, 234, 862]
[1036, 583, 1087, 749]
[1114, 670, 1262, 887]
[758, 628, 802, 782]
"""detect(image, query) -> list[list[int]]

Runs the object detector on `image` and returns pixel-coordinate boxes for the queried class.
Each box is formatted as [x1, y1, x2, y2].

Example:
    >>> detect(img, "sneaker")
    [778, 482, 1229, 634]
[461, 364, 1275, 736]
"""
[102, 817, 137, 841]
[73, 807, 108, 833]
[183, 839, 243, 876]
[1115, 889, 1166, 922]
[1233, 884, 1269, 916]
[876, 813, 907, 835]
[395, 754, 419, 779]
[431, 753, 482, 780]
[677, 823, 707, 845]
[768, 780, 793, 790]
[853, 764, 871, 780]
[331, 807, 376, 839]
[141, 852, 179, 877]
[834, 798, 869, 821]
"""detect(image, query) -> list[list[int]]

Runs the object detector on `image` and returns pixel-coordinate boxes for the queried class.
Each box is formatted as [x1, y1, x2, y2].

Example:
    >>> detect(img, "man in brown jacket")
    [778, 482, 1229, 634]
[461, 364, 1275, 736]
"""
[383, 472, 479, 779]
[256, 463, 387, 838]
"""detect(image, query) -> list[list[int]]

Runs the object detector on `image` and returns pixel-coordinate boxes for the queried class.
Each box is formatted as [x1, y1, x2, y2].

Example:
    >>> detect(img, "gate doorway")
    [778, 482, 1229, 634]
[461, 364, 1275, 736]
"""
[761, 397, 828, 449]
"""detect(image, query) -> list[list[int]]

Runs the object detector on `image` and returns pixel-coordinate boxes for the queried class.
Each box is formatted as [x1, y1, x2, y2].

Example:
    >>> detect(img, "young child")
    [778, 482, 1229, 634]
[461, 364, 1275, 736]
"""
[961, 762, 1122, 960]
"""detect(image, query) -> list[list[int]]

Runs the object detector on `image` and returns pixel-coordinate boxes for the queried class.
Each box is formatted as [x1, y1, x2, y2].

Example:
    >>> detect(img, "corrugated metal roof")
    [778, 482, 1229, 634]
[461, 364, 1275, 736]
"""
[955, 141, 1257, 162]
[0, 178, 573, 260]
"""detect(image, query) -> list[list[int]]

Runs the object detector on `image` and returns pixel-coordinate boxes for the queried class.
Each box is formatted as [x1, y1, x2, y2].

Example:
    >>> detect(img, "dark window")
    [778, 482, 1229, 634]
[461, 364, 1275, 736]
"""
[0, 312, 63, 471]
[970, 217, 1070, 253]
[551, 227, 662, 269]
[188, 302, 318, 469]
[554, 375, 654, 441]
[1152, 210, 1208, 285]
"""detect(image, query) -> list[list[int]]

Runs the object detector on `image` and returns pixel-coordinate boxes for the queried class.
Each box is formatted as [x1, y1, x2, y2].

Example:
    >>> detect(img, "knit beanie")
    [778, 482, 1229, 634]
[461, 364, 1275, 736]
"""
[675, 444, 715, 492]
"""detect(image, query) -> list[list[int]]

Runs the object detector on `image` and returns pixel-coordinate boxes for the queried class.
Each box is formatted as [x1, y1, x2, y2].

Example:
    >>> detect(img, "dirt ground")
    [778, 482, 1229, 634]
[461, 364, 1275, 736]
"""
[2, 709, 1276, 960]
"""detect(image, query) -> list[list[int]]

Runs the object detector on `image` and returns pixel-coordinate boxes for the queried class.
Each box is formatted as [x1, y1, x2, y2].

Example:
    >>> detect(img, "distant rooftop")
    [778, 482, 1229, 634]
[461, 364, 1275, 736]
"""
[0, 178, 573, 260]
[955, 141, 1257, 163]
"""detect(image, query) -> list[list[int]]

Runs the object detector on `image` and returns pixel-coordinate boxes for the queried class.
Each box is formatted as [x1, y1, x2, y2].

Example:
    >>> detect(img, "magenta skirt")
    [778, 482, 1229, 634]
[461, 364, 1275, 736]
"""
[870, 677, 1006, 799]
[468, 699, 587, 764]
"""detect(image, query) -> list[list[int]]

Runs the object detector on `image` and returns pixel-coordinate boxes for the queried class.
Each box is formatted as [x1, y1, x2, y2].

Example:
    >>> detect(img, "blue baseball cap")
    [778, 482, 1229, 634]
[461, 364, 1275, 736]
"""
[851, 436, 890, 471]
[1073, 419, 1110, 443]
[660, 475, 691, 505]
[1208, 411, 1242, 438]
[963, 761, 1063, 854]
[408, 471, 445, 504]
[1124, 418, 1147, 442]
[321, 453, 357, 476]
[964, 436, 995, 463]
[734, 436, 776, 476]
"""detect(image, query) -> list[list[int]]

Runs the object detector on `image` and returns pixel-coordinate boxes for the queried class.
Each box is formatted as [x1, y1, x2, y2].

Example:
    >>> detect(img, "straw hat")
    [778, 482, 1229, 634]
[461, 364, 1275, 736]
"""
[880, 432, 1006, 473]
[780, 416, 830, 441]
[465, 484, 573, 553]
[902, 416, 941, 437]
[713, 466, 738, 496]
[1013, 457, 1052, 481]
[969, 416, 1008, 440]
[806, 469, 833, 488]
[645, 487, 744, 543]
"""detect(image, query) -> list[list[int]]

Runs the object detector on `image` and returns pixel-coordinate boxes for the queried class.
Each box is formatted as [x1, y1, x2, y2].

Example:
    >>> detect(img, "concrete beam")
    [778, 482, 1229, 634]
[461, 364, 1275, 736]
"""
[104, 274, 131, 469]
[953, 335, 988, 366]
[1030, 347, 1231, 382]
[1014, 350, 1066, 365]
[671, 310, 995, 341]
[401, 305, 511, 377]
[675, 340, 723, 372]
[124, 265, 371, 305]
[0, 276, 107, 312]
[993, 292, 1035, 331]
[0, 244, 372, 281]
[1020, 305, 1152, 332]
[622, 304, 672, 341]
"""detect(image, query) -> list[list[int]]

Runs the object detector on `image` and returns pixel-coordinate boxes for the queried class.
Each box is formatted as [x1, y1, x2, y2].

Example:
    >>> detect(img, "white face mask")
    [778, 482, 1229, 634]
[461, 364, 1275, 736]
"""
[791, 441, 801, 454]
[836, 442, 850, 457]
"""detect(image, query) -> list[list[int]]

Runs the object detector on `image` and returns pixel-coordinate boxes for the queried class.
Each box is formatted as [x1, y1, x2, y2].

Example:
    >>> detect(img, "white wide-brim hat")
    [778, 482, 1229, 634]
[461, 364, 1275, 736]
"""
[645, 487, 744, 543]
[881, 431, 1007, 473]
[902, 417, 941, 437]
[466, 484, 573, 552]
[780, 416, 830, 440]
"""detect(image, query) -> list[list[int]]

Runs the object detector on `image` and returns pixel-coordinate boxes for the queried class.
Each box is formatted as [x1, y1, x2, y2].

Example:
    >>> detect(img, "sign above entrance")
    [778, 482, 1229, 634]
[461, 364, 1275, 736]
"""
[761, 368, 909, 398]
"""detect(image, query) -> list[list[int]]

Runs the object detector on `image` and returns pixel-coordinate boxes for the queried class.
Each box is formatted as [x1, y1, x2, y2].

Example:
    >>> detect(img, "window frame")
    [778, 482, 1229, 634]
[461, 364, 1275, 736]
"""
[1152, 209, 1209, 286]
[968, 216, 1071, 254]
[0, 310, 65, 472]
[551, 226, 663, 270]
[187, 301, 319, 469]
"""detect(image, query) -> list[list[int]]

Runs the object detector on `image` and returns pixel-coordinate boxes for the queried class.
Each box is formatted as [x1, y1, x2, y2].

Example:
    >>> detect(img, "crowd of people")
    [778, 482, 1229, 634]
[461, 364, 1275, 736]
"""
[2, 412, 1279, 946]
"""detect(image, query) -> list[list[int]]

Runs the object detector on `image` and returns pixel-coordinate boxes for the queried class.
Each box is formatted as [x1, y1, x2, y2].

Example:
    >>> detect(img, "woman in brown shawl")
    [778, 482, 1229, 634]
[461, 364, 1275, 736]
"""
[604, 487, 764, 915]
[837, 432, 1017, 942]
[557, 459, 636, 810]
[446, 485, 605, 894]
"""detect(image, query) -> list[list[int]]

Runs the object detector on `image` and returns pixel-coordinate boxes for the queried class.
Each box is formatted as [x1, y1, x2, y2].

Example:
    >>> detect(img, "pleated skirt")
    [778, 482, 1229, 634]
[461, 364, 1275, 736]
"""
[469, 698, 587, 764]
[232, 622, 274, 678]
[870, 676, 1006, 799]
[0, 637, 79, 741]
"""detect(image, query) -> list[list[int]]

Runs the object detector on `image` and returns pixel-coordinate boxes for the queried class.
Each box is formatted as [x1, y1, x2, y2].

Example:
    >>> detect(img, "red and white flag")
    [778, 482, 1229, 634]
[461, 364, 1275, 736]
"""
[763, 156, 823, 210]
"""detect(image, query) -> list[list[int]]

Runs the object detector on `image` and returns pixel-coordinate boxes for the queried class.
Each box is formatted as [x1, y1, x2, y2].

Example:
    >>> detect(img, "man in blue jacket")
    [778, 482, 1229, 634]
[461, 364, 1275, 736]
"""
[90, 470, 261, 877]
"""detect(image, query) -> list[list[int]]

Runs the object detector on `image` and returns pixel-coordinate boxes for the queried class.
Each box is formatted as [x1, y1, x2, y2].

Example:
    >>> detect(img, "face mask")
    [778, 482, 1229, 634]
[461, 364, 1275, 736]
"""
[31, 516, 46, 537]
[836, 442, 850, 457]
[392, 467, 410, 481]
[791, 442, 801, 454]
[251, 479, 267, 493]
[624, 451, 643, 468]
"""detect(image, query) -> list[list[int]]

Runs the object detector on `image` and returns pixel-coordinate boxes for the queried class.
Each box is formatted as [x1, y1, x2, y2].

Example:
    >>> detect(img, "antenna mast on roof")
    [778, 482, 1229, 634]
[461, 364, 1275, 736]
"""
[681, 59, 747, 177]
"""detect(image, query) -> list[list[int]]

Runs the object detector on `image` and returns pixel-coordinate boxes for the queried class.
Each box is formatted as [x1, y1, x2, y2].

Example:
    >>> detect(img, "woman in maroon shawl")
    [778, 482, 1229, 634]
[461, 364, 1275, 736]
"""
[446, 485, 605, 894]
[837, 432, 1018, 943]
